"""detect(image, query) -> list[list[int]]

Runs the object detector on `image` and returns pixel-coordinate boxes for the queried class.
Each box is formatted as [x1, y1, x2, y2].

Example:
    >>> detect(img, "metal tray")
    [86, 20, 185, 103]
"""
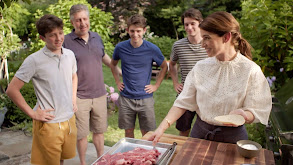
[91, 137, 177, 165]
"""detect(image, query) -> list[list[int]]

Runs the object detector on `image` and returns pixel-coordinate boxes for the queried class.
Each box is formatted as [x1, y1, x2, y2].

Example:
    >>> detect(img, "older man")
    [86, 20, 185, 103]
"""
[63, 4, 120, 165]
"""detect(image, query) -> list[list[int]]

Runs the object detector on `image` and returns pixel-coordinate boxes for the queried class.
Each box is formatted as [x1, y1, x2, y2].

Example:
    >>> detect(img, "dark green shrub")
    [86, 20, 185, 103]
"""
[240, 0, 293, 91]
[147, 36, 176, 60]
[5, 82, 35, 124]
[246, 123, 266, 147]
[29, 0, 114, 56]
[8, 61, 22, 74]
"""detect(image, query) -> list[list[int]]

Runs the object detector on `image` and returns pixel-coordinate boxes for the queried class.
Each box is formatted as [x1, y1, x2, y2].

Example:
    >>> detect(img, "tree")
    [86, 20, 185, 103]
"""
[144, 0, 242, 40]
[0, 0, 30, 8]
[193, 0, 241, 17]
[240, 0, 293, 91]
[89, 0, 155, 42]
[0, 2, 24, 93]
[146, 3, 185, 39]
[1, 3, 31, 38]
[0, 17, 20, 93]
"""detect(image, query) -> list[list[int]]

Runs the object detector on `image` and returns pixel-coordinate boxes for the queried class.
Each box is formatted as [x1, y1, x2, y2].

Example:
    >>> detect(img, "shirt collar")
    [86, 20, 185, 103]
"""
[70, 29, 94, 40]
[215, 51, 241, 65]
[43, 46, 64, 58]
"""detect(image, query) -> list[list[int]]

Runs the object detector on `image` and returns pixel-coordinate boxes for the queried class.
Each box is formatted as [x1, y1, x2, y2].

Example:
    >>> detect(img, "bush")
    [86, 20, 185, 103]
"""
[0, 94, 9, 111]
[246, 123, 266, 147]
[147, 36, 176, 60]
[1, 2, 31, 37]
[29, 0, 114, 56]
[240, 0, 293, 91]
[4, 82, 36, 124]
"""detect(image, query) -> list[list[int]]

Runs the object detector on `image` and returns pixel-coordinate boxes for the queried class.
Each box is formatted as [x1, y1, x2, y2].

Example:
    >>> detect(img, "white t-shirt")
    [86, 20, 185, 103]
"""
[173, 52, 272, 126]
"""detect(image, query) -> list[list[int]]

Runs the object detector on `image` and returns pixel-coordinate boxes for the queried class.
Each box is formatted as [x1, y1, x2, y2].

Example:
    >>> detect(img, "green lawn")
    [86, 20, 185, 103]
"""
[95, 65, 179, 146]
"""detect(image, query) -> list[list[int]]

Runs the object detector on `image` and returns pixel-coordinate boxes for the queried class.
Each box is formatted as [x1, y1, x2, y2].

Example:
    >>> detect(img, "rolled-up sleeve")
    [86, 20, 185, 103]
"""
[243, 68, 272, 125]
[173, 68, 199, 112]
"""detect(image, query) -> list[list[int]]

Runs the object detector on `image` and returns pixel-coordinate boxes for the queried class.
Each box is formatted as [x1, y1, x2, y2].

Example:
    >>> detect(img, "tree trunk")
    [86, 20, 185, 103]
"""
[0, 57, 9, 94]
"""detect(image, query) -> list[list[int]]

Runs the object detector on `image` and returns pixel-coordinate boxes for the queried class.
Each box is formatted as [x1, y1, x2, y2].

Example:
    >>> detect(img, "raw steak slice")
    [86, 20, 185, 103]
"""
[93, 147, 161, 165]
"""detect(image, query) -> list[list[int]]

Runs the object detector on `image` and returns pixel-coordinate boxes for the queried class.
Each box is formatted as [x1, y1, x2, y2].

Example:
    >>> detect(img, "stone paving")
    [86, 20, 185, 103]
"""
[0, 128, 110, 165]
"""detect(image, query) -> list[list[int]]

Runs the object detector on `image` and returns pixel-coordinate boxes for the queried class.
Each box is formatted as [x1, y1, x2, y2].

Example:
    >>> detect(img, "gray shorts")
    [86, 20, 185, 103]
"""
[118, 96, 156, 131]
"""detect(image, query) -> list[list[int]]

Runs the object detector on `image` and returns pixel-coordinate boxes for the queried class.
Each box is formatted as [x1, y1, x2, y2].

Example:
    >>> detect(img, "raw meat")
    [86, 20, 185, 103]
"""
[93, 147, 161, 165]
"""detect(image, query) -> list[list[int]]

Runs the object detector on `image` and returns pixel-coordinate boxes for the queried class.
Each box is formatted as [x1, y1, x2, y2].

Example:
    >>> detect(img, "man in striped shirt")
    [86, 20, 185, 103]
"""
[169, 8, 208, 136]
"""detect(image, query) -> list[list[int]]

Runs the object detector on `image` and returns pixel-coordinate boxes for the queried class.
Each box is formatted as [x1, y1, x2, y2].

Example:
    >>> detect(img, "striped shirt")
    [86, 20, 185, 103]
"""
[170, 38, 208, 84]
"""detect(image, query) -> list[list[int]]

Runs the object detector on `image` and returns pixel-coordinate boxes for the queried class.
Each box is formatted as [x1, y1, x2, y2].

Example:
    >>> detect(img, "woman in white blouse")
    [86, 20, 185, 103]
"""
[149, 11, 272, 144]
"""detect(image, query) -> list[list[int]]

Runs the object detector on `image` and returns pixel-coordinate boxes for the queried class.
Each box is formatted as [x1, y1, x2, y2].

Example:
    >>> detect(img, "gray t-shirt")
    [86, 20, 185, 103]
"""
[15, 46, 77, 123]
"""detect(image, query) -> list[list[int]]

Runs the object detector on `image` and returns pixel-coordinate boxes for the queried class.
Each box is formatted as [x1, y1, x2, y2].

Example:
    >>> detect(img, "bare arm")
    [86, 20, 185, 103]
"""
[103, 53, 122, 76]
[110, 59, 124, 92]
[6, 77, 55, 121]
[169, 60, 183, 94]
[145, 60, 168, 94]
[148, 106, 186, 145]
[72, 73, 78, 112]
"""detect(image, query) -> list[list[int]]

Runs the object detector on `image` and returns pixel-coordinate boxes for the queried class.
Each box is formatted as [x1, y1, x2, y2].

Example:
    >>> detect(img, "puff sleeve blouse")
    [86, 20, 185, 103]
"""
[173, 52, 272, 126]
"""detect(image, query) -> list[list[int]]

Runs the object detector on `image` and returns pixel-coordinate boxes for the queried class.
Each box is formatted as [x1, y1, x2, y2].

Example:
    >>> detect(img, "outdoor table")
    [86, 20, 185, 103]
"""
[141, 131, 275, 165]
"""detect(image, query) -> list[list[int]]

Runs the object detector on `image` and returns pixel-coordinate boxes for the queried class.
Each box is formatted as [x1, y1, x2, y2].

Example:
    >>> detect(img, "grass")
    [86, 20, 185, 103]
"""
[95, 64, 178, 146]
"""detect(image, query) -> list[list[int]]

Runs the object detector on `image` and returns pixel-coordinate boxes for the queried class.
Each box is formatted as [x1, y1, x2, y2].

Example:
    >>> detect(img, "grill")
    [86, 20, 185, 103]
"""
[265, 78, 293, 165]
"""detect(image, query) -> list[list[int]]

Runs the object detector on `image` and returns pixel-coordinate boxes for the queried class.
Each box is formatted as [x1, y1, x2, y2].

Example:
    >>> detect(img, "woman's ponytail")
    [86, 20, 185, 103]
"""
[233, 32, 252, 60]
[238, 36, 252, 60]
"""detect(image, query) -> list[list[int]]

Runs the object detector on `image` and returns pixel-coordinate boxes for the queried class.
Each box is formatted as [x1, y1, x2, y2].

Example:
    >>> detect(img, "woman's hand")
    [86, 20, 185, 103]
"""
[147, 127, 165, 146]
[148, 106, 186, 145]
[229, 109, 254, 124]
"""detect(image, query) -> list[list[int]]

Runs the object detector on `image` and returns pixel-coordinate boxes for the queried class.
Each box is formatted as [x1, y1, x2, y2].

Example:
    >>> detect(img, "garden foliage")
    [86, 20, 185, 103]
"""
[89, 0, 154, 41]
[29, 0, 114, 56]
[147, 36, 176, 60]
[0, 0, 30, 8]
[3, 83, 36, 123]
[0, 3, 24, 93]
[240, 0, 293, 91]
[105, 84, 119, 113]
[0, 8, 20, 60]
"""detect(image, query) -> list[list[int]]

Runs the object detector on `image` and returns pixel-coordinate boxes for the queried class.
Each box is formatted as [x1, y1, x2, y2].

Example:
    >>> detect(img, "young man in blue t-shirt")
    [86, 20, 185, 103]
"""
[111, 14, 168, 138]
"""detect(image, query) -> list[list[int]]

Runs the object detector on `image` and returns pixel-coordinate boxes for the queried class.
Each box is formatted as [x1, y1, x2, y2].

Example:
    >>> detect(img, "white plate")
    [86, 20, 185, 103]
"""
[214, 114, 245, 126]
